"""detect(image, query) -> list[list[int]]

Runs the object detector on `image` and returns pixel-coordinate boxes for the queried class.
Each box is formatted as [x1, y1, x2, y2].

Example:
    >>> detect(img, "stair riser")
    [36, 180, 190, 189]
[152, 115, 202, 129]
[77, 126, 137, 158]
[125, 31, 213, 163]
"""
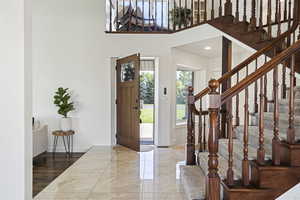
[197, 152, 242, 180]
[219, 143, 244, 171]
[263, 120, 300, 137]
[235, 129, 273, 155]
[251, 161, 300, 193]
[287, 89, 300, 100]
[269, 103, 300, 115]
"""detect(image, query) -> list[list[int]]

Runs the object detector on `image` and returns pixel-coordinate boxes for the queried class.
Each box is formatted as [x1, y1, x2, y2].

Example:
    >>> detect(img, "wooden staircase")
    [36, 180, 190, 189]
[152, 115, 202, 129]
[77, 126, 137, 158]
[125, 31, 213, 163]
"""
[183, 0, 300, 200]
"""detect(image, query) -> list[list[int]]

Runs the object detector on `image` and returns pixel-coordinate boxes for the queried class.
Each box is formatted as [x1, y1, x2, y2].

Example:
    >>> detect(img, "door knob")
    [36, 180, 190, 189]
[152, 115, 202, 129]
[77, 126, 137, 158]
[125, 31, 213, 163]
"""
[133, 106, 139, 110]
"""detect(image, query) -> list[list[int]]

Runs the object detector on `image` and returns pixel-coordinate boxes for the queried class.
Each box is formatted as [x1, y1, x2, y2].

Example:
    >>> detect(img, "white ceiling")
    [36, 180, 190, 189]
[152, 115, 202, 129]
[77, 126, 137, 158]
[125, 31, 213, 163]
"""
[175, 36, 248, 58]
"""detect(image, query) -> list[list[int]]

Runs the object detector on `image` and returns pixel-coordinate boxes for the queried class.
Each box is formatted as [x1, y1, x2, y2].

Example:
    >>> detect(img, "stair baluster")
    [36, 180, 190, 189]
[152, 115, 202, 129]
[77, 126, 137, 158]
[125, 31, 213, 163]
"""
[277, 1, 282, 36]
[173, 0, 176, 31]
[226, 95, 234, 186]
[276, 0, 279, 23]
[204, 114, 207, 151]
[187, 87, 196, 165]
[284, 0, 288, 20]
[242, 65, 250, 186]
[282, 62, 287, 99]
[197, 0, 201, 24]
[212, 0, 215, 19]
[254, 59, 259, 113]
[116, 0, 119, 31]
[243, 0, 246, 22]
[206, 79, 220, 200]
[109, 0, 112, 32]
[199, 98, 204, 152]
[184, 0, 187, 28]
[264, 56, 268, 112]
[148, 0, 151, 27]
[259, 0, 263, 29]
[235, 72, 240, 126]
[273, 62, 281, 165]
[234, 0, 239, 23]
[249, 0, 257, 30]
[225, 0, 232, 16]
[287, 54, 296, 144]
[179, 0, 182, 29]
[267, 0, 272, 39]
[161, 0, 164, 30]
[257, 76, 266, 165]
[191, 0, 194, 26]
[219, 0, 222, 17]
[204, 0, 208, 21]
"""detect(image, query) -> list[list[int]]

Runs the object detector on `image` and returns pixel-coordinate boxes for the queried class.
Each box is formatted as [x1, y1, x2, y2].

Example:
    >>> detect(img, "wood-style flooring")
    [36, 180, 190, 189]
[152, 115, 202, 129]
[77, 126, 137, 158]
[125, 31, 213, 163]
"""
[33, 152, 84, 197]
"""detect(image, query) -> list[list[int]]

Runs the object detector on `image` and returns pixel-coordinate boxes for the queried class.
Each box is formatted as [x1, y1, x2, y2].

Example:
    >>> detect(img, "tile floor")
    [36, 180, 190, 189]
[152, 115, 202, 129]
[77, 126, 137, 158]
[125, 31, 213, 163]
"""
[34, 145, 188, 200]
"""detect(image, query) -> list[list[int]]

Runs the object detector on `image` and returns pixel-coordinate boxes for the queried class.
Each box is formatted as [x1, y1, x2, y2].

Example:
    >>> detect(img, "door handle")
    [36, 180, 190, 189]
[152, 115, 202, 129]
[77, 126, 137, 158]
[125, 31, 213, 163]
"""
[133, 106, 139, 110]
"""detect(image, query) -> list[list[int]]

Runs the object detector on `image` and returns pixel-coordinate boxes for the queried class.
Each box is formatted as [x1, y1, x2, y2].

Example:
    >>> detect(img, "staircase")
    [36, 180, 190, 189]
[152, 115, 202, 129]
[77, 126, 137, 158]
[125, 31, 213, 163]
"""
[181, 0, 300, 199]
[107, 0, 300, 199]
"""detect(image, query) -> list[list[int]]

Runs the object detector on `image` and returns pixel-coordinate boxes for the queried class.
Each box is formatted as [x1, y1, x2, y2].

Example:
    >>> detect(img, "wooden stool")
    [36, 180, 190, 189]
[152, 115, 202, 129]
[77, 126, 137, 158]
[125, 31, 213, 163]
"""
[52, 130, 75, 157]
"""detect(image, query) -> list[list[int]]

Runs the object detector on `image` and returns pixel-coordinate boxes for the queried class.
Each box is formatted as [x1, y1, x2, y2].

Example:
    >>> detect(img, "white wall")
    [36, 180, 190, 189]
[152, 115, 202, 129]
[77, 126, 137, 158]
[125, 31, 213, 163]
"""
[32, 0, 225, 151]
[33, 0, 278, 151]
[0, 0, 32, 199]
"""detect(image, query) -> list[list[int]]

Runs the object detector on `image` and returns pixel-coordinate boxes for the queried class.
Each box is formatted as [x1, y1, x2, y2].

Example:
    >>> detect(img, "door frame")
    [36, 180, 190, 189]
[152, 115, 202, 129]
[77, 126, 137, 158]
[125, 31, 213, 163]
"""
[140, 58, 156, 144]
[110, 57, 159, 146]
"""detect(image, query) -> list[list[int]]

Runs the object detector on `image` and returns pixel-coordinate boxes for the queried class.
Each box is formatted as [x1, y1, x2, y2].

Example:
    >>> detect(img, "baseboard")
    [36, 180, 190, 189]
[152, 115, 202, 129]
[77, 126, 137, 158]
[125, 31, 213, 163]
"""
[47, 145, 89, 153]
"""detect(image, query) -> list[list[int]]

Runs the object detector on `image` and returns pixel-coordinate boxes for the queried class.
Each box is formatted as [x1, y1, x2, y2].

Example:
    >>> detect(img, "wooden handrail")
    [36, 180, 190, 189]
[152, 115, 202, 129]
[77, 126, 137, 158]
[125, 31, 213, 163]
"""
[194, 0, 300, 101]
[221, 39, 300, 104]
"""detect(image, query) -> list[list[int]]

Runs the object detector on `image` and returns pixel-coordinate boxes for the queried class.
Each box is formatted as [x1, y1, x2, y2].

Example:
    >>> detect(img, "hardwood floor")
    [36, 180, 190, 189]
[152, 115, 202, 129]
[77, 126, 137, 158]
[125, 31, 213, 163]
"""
[33, 152, 84, 197]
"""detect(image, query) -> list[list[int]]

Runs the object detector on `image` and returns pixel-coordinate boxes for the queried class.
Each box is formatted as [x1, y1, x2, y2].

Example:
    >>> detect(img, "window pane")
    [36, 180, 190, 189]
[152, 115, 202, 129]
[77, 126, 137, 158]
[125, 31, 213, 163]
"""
[176, 70, 194, 123]
[121, 61, 135, 82]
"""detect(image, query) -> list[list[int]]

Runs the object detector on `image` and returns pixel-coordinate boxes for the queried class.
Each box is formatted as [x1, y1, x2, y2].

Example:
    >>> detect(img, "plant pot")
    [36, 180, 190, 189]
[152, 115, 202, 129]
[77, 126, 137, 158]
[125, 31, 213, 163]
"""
[60, 117, 72, 131]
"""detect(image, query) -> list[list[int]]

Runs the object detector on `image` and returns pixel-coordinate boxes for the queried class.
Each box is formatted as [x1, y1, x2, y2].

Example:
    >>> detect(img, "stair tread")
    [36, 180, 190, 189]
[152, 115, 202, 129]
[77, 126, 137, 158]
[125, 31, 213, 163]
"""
[197, 152, 242, 180]
[255, 112, 300, 125]
[180, 165, 206, 200]
[219, 138, 272, 161]
[235, 125, 283, 139]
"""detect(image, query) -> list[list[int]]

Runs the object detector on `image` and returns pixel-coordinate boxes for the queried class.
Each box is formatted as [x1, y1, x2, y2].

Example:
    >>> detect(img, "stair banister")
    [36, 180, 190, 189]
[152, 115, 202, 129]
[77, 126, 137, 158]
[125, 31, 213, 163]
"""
[194, 0, 300, 102]
[220, 40, 300, 104]
[206, 79, 221, 200]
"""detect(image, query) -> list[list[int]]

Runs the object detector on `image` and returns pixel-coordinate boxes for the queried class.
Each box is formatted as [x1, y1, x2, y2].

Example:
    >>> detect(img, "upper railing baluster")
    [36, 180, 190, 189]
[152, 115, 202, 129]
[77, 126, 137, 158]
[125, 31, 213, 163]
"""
[249, 0, 257, 30]
[234, 0, 239, 23]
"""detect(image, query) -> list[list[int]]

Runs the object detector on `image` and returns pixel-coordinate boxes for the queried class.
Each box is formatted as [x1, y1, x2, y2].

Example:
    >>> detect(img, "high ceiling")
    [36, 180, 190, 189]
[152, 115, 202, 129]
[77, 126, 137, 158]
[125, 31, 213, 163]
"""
[175, 36, 249, 58]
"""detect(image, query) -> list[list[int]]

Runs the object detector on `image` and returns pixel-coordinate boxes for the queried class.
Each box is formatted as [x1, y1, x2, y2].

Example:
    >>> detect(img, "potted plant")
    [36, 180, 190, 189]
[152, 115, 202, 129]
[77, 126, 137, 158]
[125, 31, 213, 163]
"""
[170, 6, 192, 28]
[54, 87, 75, 131]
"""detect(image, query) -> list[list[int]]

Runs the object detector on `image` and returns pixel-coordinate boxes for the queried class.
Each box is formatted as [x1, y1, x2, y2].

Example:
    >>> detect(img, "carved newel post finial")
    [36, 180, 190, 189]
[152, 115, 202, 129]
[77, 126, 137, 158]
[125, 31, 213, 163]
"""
[186, 86, 196, 165]
[206, 79, 221, 200]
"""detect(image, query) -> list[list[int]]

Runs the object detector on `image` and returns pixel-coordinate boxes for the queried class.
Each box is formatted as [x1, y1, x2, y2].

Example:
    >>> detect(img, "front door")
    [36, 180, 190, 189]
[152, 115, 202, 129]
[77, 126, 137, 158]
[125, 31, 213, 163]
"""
[116, 54, 140, 151]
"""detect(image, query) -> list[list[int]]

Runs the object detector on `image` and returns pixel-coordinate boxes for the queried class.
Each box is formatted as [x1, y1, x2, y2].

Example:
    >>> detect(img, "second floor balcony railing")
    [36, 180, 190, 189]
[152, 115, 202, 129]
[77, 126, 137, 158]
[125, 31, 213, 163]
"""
[106, 0, 294, 33]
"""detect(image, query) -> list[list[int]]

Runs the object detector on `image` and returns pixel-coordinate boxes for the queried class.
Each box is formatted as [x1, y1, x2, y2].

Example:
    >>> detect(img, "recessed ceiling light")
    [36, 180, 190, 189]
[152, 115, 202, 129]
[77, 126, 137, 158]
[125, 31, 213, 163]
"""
[204, 46, 212, 50]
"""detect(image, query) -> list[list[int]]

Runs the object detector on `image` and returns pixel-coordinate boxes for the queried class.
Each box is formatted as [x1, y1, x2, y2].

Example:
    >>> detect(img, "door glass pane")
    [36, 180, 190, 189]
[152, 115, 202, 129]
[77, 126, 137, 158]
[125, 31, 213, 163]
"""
[121, 61, 135, 82]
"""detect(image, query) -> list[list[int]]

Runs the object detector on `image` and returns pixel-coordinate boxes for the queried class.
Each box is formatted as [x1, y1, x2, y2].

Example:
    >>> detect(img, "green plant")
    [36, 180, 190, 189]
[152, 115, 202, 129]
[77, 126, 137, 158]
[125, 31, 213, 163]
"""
[170, 7, 192, 27]
[54, 87, 75, 118]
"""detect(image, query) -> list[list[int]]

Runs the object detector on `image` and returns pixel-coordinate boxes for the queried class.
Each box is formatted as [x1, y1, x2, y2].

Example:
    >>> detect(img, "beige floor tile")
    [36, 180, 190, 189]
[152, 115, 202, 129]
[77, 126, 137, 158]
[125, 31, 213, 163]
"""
[35, 145, 188, 200]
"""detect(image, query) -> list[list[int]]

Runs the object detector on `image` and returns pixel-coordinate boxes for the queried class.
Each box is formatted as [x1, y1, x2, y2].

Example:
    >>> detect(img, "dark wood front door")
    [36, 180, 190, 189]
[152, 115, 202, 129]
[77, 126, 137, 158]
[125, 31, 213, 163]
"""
[116, 54, 140, 151]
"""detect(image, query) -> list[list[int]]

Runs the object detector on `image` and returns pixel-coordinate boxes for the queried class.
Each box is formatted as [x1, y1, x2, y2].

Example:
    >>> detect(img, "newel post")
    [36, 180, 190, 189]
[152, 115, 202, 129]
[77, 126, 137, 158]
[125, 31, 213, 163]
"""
[206, 79, 221, 200]
[186, 86, 196, 165]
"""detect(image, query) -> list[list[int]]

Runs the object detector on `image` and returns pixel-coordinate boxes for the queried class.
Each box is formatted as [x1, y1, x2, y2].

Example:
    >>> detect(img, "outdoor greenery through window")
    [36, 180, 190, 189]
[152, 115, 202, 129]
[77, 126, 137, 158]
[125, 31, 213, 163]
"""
[176, 70, 194, 124]
[140, 71, 154, 124]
